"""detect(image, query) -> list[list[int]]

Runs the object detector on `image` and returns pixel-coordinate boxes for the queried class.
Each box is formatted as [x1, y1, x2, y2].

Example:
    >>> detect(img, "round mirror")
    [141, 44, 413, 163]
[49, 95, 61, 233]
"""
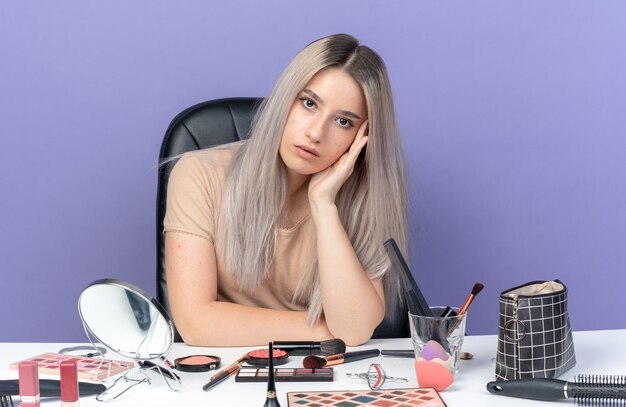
[78, 279, 174, 360]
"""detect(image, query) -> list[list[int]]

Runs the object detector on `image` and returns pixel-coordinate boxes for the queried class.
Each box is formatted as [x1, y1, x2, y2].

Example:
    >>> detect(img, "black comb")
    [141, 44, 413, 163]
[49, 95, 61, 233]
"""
[487, 374, 626, 405]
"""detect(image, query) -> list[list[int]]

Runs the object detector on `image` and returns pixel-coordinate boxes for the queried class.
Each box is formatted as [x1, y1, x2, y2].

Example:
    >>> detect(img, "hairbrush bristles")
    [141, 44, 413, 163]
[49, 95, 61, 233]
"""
[0, 395, 14, 407]
[573, 375, 626, 406]
[487, 375, 626, 405]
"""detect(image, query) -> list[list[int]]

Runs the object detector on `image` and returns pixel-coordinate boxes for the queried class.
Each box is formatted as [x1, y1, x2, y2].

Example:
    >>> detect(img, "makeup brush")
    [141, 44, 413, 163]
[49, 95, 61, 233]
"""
[487, 375, 626, 404]
[202, 354, 247, 391]
[272, 339, 346, 356]
[303, 349, 380, 369]
[447, 282, 484, 336]
[262, 342, 281, 407]
[384, 239, 433, 317]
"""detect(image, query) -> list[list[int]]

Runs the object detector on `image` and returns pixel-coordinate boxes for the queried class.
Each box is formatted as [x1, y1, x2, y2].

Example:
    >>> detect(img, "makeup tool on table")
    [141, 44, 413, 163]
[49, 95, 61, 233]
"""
[202, 354, 247, 391]
[381, 349, 414, 358]
[384, 238, 432, 317]
[5, 362, 102, 407]
[246, 348, 289, 366]
[9, 353, 133, 381]
[303, 349, 380, 369]
[487, 374, 626, 404]
[447, 282, 484, 336]
[272, 339, 346, 356]
[138, 360, 180, 380]
[287, 388, 447, 407]
[77, 279, 182, 398]
[236, 367, 334, 383]
[381, 349, 474, 360]
[19, 361, 39, 407]
[60, 360, 78, 407]
[263, 342, 281, 407]
[57, 345, 107, 358]
[172, 355, 221, 372]
[346, 363, 408, 390]
[0, 380, 106, 400]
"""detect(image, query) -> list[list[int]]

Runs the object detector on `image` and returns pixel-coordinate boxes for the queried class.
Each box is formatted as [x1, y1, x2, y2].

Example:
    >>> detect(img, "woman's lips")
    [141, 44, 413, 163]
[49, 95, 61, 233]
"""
[295, 144, 320, 159]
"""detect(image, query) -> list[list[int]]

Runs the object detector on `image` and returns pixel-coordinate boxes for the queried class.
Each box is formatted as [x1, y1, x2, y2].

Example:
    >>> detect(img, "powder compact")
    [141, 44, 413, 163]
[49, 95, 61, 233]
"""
[174, 355, 221, 372]
[245, 348, 289, 366]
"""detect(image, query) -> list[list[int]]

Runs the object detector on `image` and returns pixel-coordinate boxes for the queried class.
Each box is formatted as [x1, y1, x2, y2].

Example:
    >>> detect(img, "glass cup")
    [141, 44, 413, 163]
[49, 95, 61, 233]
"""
[409, 306, 466, 390]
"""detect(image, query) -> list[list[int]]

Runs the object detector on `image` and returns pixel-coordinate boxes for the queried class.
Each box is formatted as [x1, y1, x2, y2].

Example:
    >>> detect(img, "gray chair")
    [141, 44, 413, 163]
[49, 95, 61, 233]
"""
[156, 97, 408, 341]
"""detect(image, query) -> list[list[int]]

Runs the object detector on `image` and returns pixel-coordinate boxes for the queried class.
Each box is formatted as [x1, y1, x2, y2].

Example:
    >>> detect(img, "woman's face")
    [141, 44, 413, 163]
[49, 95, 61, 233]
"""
[279, 68, 367, 177]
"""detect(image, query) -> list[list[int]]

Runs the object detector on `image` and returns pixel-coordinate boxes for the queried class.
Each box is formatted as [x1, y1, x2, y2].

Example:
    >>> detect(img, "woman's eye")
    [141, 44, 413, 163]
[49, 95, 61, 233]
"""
[300, 98, 316, 109]
[336, 117, 353, 129]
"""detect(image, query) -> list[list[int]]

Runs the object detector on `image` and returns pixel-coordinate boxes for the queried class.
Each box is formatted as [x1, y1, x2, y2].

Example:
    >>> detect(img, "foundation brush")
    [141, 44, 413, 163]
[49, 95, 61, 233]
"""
[487, 374, 626, 405]
[272, 339, 346, 356]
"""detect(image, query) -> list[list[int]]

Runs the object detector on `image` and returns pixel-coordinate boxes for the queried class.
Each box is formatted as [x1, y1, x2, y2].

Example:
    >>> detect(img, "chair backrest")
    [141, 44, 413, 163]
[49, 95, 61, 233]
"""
[156, 97, 408, 341]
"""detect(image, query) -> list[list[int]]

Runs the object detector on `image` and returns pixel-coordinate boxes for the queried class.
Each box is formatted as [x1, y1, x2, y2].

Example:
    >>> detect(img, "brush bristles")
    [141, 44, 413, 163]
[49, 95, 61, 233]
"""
[0, 395, 13, 407]
[302, 356, 325, 369]
[321, 339, 346, 356]
[572, 375, 626, 406]
[575, 397, 626, 406]
[472, 282, 484, 296]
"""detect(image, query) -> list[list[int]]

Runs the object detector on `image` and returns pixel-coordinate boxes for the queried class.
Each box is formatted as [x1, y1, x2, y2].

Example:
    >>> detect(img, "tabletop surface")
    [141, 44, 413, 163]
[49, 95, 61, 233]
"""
[2, 329, 624, 406]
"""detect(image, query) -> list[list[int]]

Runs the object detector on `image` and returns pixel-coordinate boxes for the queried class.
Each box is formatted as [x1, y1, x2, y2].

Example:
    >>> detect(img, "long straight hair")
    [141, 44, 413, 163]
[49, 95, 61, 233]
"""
[218, 34, 408, 323]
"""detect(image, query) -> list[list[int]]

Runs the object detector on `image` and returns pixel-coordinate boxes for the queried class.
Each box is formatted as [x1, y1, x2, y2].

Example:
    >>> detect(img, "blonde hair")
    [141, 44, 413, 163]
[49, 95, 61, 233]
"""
[218, 34, 408, 323]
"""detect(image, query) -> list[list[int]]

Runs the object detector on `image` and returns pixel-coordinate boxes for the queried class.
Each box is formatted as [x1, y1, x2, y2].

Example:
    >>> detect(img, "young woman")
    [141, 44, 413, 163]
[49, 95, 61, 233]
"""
[164, 34, 408, 346]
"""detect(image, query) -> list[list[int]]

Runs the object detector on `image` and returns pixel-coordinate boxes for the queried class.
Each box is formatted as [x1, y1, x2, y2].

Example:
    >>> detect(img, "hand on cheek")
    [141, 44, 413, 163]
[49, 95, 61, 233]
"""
[308, 120, 369, 205]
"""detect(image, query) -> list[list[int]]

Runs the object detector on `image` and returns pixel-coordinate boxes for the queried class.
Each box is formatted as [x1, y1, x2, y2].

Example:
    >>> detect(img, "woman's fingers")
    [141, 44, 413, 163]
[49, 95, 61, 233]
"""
[344, 119, 369, 168]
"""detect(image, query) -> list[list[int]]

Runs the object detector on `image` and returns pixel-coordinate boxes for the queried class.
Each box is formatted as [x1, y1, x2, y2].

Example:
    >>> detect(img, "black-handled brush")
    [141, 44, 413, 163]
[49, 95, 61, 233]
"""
[487, 375, 626, 404]
[272, 339, 346, 356]
[303, 349, 380, 369]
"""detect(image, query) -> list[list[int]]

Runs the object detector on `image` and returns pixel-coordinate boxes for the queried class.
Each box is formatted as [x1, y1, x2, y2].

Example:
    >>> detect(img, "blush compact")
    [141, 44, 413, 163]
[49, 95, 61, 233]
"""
[245, 348, 289, 366]
[174, 355, 221, 372]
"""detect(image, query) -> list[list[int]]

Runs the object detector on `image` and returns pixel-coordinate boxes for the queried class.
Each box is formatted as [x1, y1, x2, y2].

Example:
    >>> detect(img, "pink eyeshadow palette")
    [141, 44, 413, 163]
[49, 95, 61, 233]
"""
[9, 352, 134, 381]
[287, 388, 447, 406]
[236, 367, 334, 382]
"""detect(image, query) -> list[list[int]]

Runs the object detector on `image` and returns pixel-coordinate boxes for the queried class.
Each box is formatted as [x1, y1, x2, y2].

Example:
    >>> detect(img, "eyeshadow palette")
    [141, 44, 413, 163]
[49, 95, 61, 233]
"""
[9, 352, 134, 381]
[236, 367, 334, 382]
[287, 387, 447, 406]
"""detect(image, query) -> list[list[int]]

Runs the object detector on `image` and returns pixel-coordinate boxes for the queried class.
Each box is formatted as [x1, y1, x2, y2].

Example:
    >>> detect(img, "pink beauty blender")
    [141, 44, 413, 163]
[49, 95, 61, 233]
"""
[414, 360, 454, 391]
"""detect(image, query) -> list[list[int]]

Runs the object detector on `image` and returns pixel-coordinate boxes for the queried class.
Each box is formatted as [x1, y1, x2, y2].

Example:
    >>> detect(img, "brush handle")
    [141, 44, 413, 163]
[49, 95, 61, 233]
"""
[0, 379, 106, 397]
[486, 379, 569, 401]
[273, 341, 321, 356]
[342, 349, 381, 363]
[380, 350, 414, 358]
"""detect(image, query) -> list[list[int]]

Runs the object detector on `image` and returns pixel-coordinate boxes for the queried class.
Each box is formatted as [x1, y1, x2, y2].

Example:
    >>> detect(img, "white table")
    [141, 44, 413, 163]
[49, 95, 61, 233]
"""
[2, 330, 624, 406]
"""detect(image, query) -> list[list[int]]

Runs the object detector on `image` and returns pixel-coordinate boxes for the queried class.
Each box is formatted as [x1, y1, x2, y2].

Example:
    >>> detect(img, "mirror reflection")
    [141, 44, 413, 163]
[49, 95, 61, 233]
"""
[78, 279, 173, 360]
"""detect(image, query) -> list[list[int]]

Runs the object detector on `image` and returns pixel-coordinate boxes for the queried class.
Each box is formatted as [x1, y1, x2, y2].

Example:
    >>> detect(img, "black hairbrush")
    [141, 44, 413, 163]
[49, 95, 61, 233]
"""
[487, 374, 626, 405]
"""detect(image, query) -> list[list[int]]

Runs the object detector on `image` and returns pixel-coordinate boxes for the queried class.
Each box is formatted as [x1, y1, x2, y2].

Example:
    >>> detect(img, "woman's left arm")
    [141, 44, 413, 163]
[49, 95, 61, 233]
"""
[308, 120, 385, 345]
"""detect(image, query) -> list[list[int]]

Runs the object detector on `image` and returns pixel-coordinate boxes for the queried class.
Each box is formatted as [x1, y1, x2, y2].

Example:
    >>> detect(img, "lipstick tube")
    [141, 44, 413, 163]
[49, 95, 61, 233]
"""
[18, 361, 40, 407]
[60, 360, 79, 406]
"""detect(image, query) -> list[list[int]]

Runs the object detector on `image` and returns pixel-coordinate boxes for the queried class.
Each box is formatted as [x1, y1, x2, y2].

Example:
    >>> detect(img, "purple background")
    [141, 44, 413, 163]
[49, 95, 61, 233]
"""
[1, 1, 625, 342]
